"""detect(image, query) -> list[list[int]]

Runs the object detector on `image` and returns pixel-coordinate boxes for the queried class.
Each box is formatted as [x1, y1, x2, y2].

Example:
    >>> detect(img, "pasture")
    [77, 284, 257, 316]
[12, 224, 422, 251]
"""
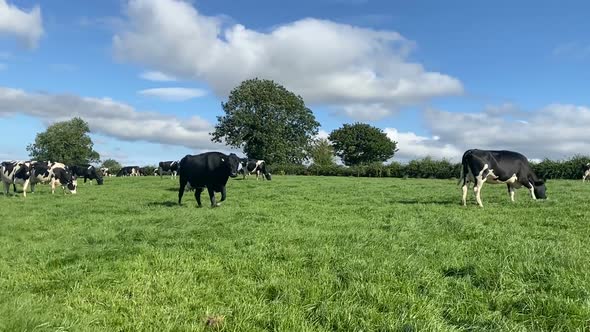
[1, 176, 589, 331]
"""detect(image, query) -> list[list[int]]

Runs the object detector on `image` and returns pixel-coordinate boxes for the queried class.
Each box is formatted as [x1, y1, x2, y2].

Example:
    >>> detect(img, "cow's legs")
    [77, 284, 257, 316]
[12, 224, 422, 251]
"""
[21, 179, 30, 198]
[178, 178, 187, 205]
[207, 186, 218, 207]
[3, 182, 9, 195]
[219, 185, 227, 203]
[527, 182, 537, 200]
[193, 187, 203, 207]
[507, 184, 515, 202]
[461, 178, 468, 206]
[51, 180, 56, 194]
[474, 179, 484, 207]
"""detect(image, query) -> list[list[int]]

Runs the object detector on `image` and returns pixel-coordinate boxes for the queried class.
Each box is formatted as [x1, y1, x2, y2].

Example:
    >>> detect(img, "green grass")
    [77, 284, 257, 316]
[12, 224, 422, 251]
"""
[1, 176, 590, 331]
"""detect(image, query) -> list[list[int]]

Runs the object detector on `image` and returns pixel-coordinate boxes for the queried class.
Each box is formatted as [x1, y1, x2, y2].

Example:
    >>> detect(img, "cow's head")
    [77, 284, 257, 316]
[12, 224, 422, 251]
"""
[533, 179, 546, 199]
[225, 153, 242, 178]
[61, 170, 78, 194]
[14, 162, 31, 179]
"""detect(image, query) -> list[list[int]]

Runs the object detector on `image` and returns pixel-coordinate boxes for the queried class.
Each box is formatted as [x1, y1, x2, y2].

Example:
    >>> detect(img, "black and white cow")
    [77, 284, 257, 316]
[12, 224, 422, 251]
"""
[28, 162, 78, 195]
[238, 158, 272, 180]
[99, 167, 112, 177]
[158, 161, 179, 179]
[178, 152, 242, 207]
[583, 163, 590, 182]
[117, 166, 140, 177]
[69, 164, 104, 185]
[1, 161, 32, 196]
[459, 149, 546, 207]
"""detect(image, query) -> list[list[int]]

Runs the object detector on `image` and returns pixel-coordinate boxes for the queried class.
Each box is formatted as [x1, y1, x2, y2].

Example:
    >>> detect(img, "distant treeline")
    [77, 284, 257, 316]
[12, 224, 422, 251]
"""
[270, 155, 590, 180]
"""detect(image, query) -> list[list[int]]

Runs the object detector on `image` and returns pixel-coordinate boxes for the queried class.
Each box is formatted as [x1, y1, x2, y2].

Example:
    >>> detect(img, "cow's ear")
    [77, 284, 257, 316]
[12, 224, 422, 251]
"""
[534, 179, 545, 186]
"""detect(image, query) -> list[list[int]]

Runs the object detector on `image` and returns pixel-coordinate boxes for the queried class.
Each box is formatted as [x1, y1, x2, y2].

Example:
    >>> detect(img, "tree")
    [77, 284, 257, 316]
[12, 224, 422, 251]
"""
[329, 123, 397, 166]
[101, 159, 122, 175]
[309, 138, 335, 167]
[27, 117, 100, 165]
[211, 78, 320, 164]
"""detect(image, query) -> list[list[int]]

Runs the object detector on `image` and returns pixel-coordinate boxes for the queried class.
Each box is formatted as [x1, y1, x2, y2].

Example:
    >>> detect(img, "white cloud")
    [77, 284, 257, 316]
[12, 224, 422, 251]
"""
[384, 128, 463, 162]
[138, 87, 207, 101]
[316, 129, 330, 140]
[140, 70, 178, 82]
[0, 0, 43, 49]
[0, 86, 222, 151]
[112, 0, 463, 120]
[423, 104, 590, 160]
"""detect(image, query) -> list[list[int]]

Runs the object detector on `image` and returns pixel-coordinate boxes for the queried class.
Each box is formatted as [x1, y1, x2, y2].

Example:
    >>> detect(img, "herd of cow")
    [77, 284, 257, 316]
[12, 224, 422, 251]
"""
[0, 152, 272, 207]
[2, 149, 590, 208]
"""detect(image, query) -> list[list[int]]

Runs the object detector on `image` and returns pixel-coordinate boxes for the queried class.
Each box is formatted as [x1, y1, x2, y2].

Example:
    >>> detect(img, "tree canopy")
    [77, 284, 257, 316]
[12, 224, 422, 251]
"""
[27, 117, 100, 165]
[329, 123, 397, 166]
[211, 78, 320, 164]
[309, 138, 335, 167]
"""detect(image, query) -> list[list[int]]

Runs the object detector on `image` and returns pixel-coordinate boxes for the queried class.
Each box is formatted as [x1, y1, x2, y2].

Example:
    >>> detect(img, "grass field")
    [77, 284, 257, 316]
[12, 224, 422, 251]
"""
[1, 176, 590, 331]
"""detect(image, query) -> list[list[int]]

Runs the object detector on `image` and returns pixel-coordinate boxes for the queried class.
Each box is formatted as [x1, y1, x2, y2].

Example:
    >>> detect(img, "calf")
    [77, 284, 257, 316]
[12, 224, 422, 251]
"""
[583, 163, 590, 182]
[158, 160, 179, 179]
[459, 149, 546, 207]
[239, 158, 272, 180]
[178, 152, 242, 207]
[70, 164, 104, 185]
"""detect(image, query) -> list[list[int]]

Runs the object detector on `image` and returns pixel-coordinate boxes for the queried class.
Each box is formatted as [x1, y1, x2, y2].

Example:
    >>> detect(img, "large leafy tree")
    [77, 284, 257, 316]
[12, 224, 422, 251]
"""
[27, 117, 100, 164]
[101, 159, 122, 174]
[329, 123, 397, 166]
[211, 78, 320, 164]
[309, 138, 335, 167]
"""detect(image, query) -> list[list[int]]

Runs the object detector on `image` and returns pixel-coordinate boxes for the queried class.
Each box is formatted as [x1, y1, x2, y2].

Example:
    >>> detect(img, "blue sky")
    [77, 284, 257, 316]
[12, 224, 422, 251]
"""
[1, 0, 589, 165]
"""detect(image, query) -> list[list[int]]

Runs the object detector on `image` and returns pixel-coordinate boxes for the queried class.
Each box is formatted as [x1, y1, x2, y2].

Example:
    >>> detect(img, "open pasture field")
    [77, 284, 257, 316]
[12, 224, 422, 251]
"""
[1, 176, 590, 331]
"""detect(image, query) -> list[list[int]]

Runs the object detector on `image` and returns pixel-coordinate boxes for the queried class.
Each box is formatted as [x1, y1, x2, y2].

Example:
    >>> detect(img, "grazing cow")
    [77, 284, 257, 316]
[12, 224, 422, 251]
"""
[1, 161, 32, 196]
[238, 158, 272, 180]
[28, 162, 78, 194]
[583, 163, 590, 182]
[158, 161, 179, 179]
[117, 166, 140, 177]
[178, 152, 242, 207]
[99, 167, 111, 177]
[69, 164, 104, 185]
[459, 149, 546, 207]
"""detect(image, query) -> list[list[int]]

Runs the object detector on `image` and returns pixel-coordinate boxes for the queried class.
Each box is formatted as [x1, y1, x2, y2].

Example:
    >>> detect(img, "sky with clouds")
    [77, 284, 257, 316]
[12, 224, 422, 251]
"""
[1, 0, 589, 165]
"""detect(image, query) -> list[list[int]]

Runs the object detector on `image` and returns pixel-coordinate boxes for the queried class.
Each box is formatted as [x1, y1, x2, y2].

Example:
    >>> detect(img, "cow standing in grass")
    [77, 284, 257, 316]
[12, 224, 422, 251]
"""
[158, 161, 179, 179]
[29, 162, 78, 195]
[459, 149, 546, 207]
[70, 165, 103, 185]
[178, 152, 242, 207]
[239, 158, 272, 180]
[583, 163, 590, 182]
[1, 161, 31, 196]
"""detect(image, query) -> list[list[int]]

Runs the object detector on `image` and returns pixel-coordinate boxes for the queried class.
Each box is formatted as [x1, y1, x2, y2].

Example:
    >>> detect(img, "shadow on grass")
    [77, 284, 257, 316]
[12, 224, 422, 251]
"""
[147, 201, 179, 207]
[395, 199, 458, 205]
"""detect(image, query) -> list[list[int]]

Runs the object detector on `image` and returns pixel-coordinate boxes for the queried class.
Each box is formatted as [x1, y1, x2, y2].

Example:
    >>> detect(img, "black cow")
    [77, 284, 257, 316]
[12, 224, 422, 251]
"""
[117, 166, 140, 177]
[29, 162, 78, 194]
[1, 161, 31, 196]
[238, 158, 271, 180]
[69, 164, 103, 185]
[459, 149, 546, 207]
[583, 163, 590, 182]
[158, 161, 179, 179]
[178, 152, 241, 207]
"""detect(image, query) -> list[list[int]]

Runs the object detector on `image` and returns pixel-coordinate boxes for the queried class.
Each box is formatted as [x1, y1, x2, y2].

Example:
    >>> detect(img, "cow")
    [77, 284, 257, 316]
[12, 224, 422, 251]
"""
[69, 164, 103, 185]
[1, 161, 32, 196]
[158, 161, 179, 179]
[583, 163, 590, 182]
[459, 149, 546, 207]
[178, 152, 242, 207]
[238, 158, 272, 180]
[28, 162, 78, 194]
[117, 166, 140, 177]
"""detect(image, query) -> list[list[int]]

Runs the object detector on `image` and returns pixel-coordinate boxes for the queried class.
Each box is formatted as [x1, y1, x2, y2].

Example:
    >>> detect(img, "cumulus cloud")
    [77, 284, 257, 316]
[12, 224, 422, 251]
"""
[0, 0, 43, 49]
[385, 128, 463, 162]
[112, 0, 462, 120]
[140, 70, 178, 81]
[423, 104, 590, 160]
[138, 87, 207, 101]
[0, 87, 222, 150]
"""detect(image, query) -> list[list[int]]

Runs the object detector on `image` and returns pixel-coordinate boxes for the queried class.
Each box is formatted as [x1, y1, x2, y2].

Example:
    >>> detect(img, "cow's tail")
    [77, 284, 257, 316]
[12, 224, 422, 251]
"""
[457, 149, 472, 186]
